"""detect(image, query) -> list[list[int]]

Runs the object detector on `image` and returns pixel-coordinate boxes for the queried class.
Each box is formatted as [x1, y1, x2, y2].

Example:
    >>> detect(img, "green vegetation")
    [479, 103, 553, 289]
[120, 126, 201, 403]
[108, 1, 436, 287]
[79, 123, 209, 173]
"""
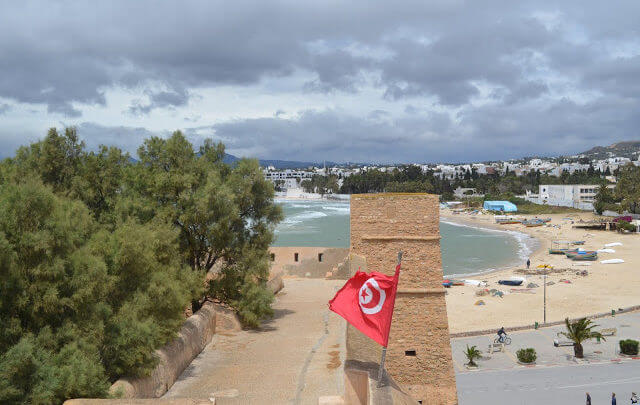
[619, 339, 639, 356]
[516, 348, 537, 363]
[593, 163, 640, 214]
[463, 345, 482, 367]
[340, 165, 606, 201]
[0, 128, 282, 403]
[560, 318, 604, 359]
[301, 174, 339, 195]
[617, 220, 636, 232]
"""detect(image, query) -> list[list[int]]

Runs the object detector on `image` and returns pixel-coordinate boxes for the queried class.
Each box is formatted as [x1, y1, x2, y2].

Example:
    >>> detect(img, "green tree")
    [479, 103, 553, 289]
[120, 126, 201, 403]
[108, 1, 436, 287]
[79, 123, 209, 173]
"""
[463, 345, 482, 367]
[0, 179, 202, 403]
[133, 132, 282, 322]
[615, 164, 640, 214]
[13, 127, 85, 193]
[594, 184, 617, 214]
[560, 317, 604, 358]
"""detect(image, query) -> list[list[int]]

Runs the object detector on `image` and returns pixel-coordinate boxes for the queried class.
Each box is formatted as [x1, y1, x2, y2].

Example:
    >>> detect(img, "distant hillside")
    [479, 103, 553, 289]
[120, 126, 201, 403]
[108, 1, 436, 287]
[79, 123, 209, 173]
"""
[579, 141, 640, 160]
[224, 153, 326, 169]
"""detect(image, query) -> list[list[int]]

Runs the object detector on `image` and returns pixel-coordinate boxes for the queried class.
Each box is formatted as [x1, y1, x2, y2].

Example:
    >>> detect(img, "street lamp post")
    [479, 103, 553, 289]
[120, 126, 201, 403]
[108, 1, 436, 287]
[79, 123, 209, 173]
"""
[543, 272, 547, 324]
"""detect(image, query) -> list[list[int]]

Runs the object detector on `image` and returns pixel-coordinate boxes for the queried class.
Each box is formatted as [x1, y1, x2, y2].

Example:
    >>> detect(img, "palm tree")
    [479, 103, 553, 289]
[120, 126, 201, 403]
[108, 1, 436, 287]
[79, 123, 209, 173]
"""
[560, 317, 604, 358]
[463, 344, 482, 367]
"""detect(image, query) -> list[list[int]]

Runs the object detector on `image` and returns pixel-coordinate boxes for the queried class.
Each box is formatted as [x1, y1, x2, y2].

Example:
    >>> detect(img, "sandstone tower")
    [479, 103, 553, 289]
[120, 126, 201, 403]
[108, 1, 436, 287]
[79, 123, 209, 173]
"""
[349, 193, 457, 404]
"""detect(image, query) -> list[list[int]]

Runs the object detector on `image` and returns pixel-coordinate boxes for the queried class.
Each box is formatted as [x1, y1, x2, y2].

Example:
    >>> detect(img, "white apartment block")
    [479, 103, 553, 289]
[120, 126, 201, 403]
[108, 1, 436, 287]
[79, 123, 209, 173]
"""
[536, 184, 603, 211]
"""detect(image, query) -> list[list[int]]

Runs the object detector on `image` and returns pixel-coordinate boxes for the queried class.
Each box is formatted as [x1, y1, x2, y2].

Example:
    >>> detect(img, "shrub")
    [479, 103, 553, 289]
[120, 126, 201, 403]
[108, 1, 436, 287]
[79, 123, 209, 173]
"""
[616, 220, 636, 232]
[619, 339, 639, 355]
[463, 345, 482, 367]
[516, 348, 537, 363]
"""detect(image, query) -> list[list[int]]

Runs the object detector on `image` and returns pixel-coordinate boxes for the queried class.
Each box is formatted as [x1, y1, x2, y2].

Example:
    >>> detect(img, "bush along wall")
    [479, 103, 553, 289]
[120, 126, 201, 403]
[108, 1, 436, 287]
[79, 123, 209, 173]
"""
[619, 339, 639, 355]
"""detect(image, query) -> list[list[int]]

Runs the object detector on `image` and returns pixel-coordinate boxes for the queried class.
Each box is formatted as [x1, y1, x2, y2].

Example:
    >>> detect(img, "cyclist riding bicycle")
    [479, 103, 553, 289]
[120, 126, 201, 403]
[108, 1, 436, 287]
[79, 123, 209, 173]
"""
[497, 326, 507, 342]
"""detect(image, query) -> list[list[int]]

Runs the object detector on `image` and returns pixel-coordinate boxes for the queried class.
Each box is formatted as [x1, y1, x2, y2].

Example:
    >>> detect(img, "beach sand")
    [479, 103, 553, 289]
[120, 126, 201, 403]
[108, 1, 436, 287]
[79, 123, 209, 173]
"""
[441, 209, 640, 333]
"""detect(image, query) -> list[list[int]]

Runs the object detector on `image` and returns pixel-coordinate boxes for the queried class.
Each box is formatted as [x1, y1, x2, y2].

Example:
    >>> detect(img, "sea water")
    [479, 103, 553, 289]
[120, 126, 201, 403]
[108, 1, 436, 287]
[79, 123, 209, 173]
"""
[273, 199, 536, 276]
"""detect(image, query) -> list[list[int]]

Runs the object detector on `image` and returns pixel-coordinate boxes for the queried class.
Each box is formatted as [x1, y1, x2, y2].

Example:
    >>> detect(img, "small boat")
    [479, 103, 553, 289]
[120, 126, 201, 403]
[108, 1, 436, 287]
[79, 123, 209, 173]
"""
[549, 240, 571, 254]
[523, 220, 544, 227]
[498, 279, 523, 286]
[571, 241, 585, 245]
[571, 251, 598, 261]
[442, 279, 453, 288]
[450, 279, 465, 286]
[601, 259, 624, 264]
[495, 216, 522, 224]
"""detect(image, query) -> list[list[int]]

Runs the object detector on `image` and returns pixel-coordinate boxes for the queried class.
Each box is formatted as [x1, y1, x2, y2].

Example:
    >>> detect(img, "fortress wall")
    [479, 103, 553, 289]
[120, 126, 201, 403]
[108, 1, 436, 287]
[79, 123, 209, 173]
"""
[349, 194, 458, 405]
[269, 246, 349, 278]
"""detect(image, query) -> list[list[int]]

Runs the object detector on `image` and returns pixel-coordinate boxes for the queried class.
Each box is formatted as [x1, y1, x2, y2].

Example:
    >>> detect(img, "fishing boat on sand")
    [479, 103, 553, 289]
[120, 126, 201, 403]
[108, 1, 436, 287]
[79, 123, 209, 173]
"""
[523, 219, 544, 227]
[549, 240, 571, 254]
[566, 249, 598, 261]
[498, 279, 523, 286]
[495, 215, 522, 224]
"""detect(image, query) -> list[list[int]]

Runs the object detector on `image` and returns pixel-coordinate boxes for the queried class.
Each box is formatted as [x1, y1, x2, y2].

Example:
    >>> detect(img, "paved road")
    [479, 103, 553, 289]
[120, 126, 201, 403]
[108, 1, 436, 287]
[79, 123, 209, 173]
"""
[453, 311, 640, 404]
[163, 278, 346, 404]
[457, 361, 640, 404]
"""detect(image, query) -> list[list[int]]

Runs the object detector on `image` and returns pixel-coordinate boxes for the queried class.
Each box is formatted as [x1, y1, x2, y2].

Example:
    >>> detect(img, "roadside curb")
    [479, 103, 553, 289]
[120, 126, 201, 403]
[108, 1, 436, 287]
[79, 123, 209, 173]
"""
[451, 305, 640, 338]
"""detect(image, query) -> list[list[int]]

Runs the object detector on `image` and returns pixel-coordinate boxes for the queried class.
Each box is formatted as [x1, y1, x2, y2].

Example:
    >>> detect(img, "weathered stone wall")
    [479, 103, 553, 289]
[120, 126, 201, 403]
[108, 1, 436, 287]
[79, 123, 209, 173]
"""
[349, 194, 457, 404]
[269, 247, 349, 278]
[109, 303, 242, 399]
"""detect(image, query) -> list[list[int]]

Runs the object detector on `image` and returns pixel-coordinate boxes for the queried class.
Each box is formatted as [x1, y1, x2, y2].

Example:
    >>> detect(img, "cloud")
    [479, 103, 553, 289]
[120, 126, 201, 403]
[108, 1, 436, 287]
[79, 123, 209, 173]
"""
[1, 1, 640, 161]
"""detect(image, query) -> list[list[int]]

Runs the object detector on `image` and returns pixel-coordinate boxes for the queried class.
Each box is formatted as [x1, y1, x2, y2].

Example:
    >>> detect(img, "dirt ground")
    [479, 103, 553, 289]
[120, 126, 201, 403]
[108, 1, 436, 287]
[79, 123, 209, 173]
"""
[163, 278, 346, 405]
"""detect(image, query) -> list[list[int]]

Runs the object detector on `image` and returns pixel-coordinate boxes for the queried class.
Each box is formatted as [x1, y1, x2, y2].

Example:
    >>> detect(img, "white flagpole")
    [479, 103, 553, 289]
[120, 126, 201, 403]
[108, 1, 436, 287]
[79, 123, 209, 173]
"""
[377, 251, 402, 387]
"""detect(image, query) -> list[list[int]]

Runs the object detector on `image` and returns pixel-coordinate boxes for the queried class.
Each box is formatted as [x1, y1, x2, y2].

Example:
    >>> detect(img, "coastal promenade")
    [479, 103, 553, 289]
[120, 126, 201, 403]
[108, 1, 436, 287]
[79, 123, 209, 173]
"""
[453, 311, 640, 404]
[163, 278, 345, 404]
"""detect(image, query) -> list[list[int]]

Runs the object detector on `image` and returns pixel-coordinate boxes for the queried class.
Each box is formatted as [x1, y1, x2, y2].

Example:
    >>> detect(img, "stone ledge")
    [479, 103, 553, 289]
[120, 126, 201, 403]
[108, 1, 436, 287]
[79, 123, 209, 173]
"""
[361, 235, 440, 241]
[397, 288, 446, 295]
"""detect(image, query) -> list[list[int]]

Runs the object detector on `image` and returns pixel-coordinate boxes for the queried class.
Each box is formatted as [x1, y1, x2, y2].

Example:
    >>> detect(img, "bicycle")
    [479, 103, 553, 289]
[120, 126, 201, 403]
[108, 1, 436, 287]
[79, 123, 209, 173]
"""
[494, 334, 512, 345]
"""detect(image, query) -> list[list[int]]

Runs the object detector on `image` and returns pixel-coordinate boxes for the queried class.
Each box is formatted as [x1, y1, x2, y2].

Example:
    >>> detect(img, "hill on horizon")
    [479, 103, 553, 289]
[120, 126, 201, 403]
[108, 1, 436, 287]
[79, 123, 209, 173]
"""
[578, 141, 640, 160]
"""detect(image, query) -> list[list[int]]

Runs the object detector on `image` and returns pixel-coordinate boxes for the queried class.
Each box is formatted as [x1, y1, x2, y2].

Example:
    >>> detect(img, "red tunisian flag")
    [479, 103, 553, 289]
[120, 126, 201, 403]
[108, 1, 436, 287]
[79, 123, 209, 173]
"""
[328, 264, 400, 347]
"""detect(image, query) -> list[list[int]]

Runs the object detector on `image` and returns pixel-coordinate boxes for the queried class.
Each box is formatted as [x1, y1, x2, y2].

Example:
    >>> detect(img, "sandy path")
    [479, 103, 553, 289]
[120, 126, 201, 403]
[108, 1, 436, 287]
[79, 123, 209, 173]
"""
[441, 210, 640, 333]
[163, 278, 346, 404]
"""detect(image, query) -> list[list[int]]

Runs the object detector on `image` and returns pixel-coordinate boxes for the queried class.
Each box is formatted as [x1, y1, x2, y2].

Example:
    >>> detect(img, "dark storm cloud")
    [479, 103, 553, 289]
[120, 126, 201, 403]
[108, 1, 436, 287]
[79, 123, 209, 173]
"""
[1, 1, 640, 161]
[74, 123, 158, 153]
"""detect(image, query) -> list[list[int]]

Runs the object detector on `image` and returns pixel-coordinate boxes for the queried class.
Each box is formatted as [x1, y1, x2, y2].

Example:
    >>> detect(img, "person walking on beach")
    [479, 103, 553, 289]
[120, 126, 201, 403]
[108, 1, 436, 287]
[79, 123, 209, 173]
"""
[612, 392, 616, 405]
[526, 258, 531, 269]
[586, 392, 591, 405]
[631, 392, 638, 404]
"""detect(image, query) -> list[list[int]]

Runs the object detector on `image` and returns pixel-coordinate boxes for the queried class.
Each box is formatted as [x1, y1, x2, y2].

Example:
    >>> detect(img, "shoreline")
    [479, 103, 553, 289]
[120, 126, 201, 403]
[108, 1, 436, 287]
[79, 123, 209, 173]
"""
[441, 209, 640, 333]
[440, 215, 543, 279]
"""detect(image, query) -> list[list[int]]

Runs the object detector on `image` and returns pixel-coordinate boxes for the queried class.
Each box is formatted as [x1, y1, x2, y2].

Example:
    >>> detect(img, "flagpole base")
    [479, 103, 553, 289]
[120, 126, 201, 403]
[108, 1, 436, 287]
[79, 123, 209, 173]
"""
[377, 347, 387, 387]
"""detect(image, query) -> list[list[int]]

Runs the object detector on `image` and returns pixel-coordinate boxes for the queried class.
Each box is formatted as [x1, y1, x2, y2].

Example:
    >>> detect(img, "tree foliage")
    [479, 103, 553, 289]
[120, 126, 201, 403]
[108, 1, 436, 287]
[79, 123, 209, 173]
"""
[560, 317, 604, 358]
[615, 163, 640, 214]
[0, 127, 281, 402]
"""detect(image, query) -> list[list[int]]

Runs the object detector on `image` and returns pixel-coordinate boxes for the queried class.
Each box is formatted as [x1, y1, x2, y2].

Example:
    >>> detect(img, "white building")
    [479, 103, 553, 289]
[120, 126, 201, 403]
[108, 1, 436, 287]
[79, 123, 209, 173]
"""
[536, 184, 602, 211]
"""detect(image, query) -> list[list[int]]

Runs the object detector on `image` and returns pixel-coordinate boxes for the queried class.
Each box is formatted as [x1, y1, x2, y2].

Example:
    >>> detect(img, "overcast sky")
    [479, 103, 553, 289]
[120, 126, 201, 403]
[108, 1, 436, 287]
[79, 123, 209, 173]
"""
[1, 1, 639, 163]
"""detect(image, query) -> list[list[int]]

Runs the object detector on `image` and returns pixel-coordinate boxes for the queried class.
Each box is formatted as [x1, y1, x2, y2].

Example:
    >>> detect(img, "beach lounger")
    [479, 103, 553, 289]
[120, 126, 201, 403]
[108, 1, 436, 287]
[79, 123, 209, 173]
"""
[554, 332, 574, 347]
[601, 328, 617, 336]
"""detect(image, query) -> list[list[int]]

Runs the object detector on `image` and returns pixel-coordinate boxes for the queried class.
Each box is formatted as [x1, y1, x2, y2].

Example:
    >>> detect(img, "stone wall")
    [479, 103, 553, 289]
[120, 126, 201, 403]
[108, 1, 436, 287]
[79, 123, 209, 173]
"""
[109, 303, 241, 399]
[349, 194, 457, 404]
[269, 246, 349, 278]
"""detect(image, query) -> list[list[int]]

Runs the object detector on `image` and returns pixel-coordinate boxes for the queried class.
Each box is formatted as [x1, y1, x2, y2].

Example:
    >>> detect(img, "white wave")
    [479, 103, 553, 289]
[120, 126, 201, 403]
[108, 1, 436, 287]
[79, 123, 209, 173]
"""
[322, 206, 350, 214]
[281, 211, 328, 225]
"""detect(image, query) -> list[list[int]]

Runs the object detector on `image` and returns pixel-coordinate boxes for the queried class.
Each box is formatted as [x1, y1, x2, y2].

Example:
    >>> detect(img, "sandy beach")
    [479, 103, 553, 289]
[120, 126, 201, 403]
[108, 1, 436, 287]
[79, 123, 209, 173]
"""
[441, 209, 640, 333]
